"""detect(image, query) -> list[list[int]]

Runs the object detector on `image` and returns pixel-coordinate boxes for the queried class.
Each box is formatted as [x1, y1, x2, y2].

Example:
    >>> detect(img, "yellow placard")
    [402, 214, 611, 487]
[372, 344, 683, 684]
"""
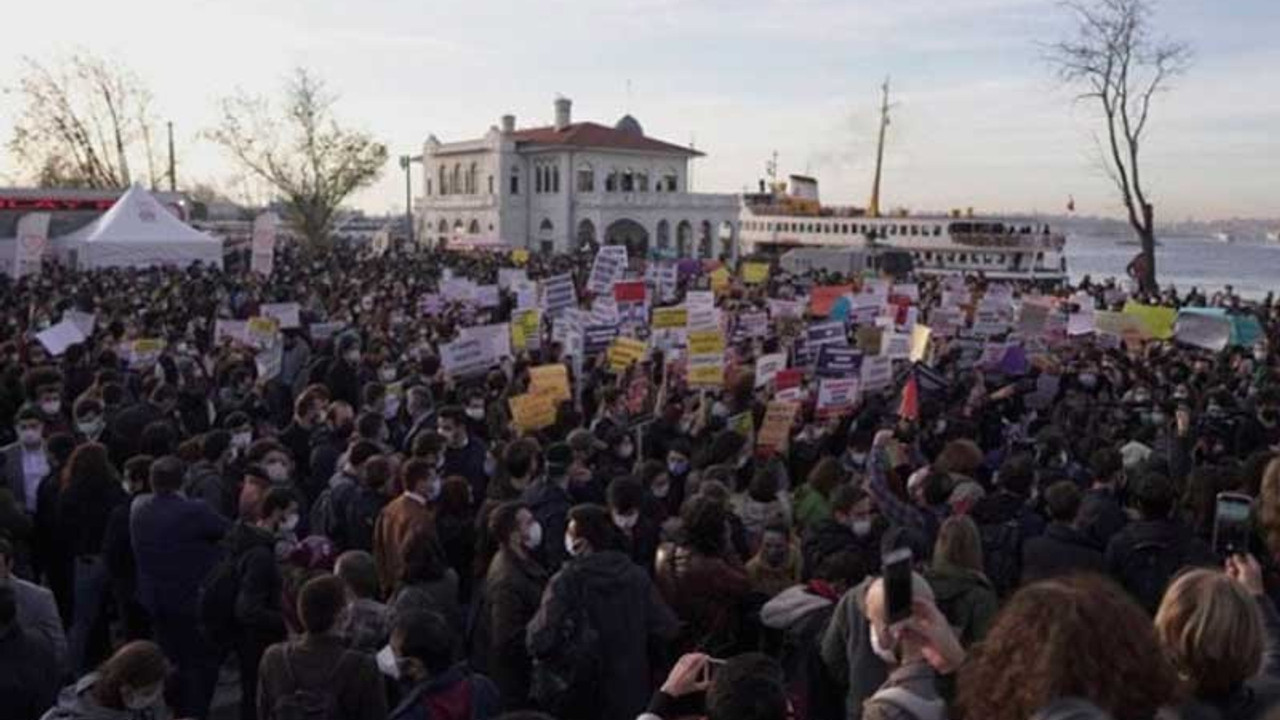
[608, 337, 647, 372]
[511, 249, 529, 266]
[710, 267, 731, 294]
[742, 262, 770, 285]
[511, 309, 542, 350]
[910, 324, 933, 363]
[687, 361, 724, 388]
[1122, 301, 1176, 340]
[687, 329, 725, 356]
[729, 411, 755, 439]
[509, 393, 557, 432]
[652, 307, 688, 329]
[757, 400, 798, 451]
[529, 364, 571, 403]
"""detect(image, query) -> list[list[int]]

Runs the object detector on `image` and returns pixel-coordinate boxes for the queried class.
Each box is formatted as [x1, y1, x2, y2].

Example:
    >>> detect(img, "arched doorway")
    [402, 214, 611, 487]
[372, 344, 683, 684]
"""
[656, 220, 671, 256]
[719, 221, 735, 260]
[577, 219, 597, 250]
[605, 218, 649, 257]
[698, 221, 713, 258]
[538, 218, 555, 252]
[676, 220, 693, 257]
[437, 219, 448, 247]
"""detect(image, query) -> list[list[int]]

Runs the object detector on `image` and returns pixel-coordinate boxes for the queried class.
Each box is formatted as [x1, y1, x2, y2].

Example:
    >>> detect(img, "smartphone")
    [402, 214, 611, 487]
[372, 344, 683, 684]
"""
[1213, 492, 1253, 557]
[701, 657, 726, 685]
[882, 548, 914, 624]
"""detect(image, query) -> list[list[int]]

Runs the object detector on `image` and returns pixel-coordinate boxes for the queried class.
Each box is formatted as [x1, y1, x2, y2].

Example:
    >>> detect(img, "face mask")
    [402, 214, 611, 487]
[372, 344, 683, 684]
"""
[123, 684, 164, 711]
[1079, 373, 1097, 389]
[870, 625, 899, 666]
[379, 367, 398, 383]
[40, 400, 61, 416]
[523, 521, 543, 550]
[232, 431, 253, 450]
[484, 455, 497, 477]
[427, 477, 443, 501]
[280, 513, 299, 533]
[618, 442, 634, 459]
[18, 428, 41, 446]
[564, 533, 582, 558]
[651, 481, 671, 499]
[851, 519, 872, 537]
[345, 350, 361, 364]
[266, 461, 290, 482]
[77, 418, 105, 438]
[384, 396, 401, 419]
[376, 645, 400, 679]
[667, 459, 689, 476]
[465, 406, 485, 421]
[613, 511, 639, 531]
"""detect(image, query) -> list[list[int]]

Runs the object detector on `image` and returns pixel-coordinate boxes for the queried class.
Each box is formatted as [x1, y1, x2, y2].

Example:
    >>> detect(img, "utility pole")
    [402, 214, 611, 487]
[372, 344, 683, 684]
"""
[167, 121, 176, 192]
[399, 154, 422, 247]
[868, 77, 892, 218]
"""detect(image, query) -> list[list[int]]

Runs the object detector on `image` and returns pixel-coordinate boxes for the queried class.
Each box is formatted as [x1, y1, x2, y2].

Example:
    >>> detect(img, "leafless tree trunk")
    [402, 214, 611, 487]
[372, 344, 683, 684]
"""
[1048, 0, 1191, 293]
[6, 54, 159, 189]
[207, 68, 388, 251]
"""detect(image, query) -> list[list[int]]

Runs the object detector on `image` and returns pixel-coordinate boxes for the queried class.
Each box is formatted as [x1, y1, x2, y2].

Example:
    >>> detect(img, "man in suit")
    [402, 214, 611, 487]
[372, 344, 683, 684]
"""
[0, 536, 65, 673]
[2, 407, 50, 518]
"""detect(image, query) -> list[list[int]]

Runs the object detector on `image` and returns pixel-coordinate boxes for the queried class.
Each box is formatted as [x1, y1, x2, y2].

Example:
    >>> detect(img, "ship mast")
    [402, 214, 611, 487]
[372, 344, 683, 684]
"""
[868, 77, 891, 218]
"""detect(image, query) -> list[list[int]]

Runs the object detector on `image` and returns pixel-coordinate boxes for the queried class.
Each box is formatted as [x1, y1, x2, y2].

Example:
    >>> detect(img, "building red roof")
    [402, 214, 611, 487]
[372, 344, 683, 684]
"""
[509, 122, 703, 156]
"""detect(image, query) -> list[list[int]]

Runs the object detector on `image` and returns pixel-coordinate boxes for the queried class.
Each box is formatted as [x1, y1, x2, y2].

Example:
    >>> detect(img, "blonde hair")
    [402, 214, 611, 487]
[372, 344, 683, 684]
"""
[1259, 458, 1280, 560]
[933, 515, 984, 574]
[1154, 568, 1263, 698]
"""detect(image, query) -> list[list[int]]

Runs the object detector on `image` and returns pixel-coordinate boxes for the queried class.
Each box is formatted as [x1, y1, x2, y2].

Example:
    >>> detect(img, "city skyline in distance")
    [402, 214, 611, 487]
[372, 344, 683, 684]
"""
[0, 0, 1276, 222]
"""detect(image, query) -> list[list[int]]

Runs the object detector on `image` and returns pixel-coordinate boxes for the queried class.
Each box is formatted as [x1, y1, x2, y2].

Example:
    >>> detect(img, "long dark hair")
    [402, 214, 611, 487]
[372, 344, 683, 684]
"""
[60, 442, 118, 494]
[400, 530, 450, 585]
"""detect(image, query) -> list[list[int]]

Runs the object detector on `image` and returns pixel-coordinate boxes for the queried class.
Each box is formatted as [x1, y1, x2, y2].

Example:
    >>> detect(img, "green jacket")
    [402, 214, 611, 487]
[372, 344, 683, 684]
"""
[793, 484, 832, 534]
[924, 563, 998, 647]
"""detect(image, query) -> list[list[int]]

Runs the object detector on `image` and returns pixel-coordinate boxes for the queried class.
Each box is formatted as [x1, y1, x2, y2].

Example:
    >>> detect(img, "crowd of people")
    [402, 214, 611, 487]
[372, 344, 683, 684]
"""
[0, 238, 1278, 720]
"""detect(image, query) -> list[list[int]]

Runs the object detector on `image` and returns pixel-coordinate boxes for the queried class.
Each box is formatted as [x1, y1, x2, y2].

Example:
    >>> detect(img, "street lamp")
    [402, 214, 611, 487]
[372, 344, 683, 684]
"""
[398, 154, 423, 247]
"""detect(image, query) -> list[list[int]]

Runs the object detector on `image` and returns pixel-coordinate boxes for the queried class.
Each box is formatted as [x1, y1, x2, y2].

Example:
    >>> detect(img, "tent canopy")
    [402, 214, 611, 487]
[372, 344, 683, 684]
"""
[57, 184, 223, 269]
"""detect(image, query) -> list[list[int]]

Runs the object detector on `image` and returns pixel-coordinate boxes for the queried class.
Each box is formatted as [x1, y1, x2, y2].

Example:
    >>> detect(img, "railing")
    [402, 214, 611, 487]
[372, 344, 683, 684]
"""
[575, 192, 739, 211]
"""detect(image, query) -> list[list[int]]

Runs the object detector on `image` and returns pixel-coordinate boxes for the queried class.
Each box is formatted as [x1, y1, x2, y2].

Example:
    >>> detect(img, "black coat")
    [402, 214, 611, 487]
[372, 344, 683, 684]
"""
[802, 519, 880, 582]
[0, 625, 60, 720]
[225, 522, 287, 642]
[527, 550, 679, 720]
[1106, 518, 1218, 613]
[1079, 487, 1129, 548]
[1021, 523, 1106, 584]
[474, 548, 548, 711]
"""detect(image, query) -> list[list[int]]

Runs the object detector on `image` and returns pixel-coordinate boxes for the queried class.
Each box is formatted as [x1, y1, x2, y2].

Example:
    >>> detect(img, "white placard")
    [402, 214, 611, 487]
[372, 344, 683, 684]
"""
[260, 302, 302, 329]
[35, 320, 86, 356]
[755, 352, 787, 389]
[860, 355, 893, 393]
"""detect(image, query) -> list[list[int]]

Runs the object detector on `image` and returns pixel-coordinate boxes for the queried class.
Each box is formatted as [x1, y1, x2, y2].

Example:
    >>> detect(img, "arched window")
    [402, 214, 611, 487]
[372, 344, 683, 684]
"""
[452, 164, 461, 196]
[468, 219, 480, 234]
[552, 165, 560, 194]
[636, 170, 649, 192]
[468, 162, 478, 194]
[577, 163, 594, 193]
[510, 168, 520, 195]
[488, 175, 494, 195]
[605, 170, 619, 192]
[437, 219, 448, 232]
[622, 169, 635, 193]
[662, 167, 678, 192]
[535, 167, 543, 194]
[426, 179, 432, 196]
[438, 166, 447, 195]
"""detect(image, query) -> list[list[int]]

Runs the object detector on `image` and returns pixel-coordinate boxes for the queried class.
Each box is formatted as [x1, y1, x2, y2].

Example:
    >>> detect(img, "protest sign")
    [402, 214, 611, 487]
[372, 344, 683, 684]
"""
[807, 321, 847, 349]
[728, 411, 755, 441]
[654, 263, 679, 302]
[588, 246, 628, 295]
[687, 355, 724, 388]
[742, 262, 770, 284]
[513, 280, 538, 310]
[36, 321, 85, 357]
[529, 364, 572, 403]
[460, 323, 512, 361]
[1017, 300, 1052, 339]
[260, 302, 302, 330]
[755, 352, 787, 388]
[687, 306, 720, 331]
[738, 312, 769, 339]
[511, 249, 529, 266]
[1122, 301, 1177, 340]
[309, 322, 343, 341]
[511, 309, 542, 351]
[614, 280, 646, 304]
[856, 326, 884, 355]
[686, 290, 715, 311]
[13, 212, 50, 280]
[247, 317, 281, 350]
[128, 339, 166, 368]
[910, 325, 933, 363]
[816, 378, 860, 418]
[810, 285, 854, 317]
[881, 332, 912, 360]
[584, 325, 620, 355]
[1067, 311, 1096, 336]
[64, 310, 96, 337]
[710, 267, 731, 294]
[817, 346, 863, 378]
[440, 337, 492, 377]
[442, 278, 476, 303]
[509, 393, 558, 432]
[498, 268, 527, 289]
[757, 401, 798, 452]
[256, 342, 283, 382]
[767, 299, 804, 320]
[1174, 311, 1232, 352]
[1095, 311, 1150, 344]
[474, 285, 501, 308]
[542, 274, 578, 315]
[591, 295, 620, 325]
[688, 330, 726, 356]
[608, 337, 648, 372]
[860, 356, 893, 394]
[215, 320, 250, 346]
[250, 212, 277, 276]
[653, 307, 688, 329]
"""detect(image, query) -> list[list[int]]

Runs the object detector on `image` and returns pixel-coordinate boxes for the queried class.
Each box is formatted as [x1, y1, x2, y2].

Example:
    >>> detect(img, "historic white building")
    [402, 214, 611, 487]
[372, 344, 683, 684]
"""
[418, 97, 740, 259]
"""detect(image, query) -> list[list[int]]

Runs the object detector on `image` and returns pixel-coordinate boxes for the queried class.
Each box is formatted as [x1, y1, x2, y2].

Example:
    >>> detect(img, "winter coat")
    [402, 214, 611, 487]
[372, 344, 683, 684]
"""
[373, 493, 434, 596]
[40, 672, 172, 720]
[224, 521, 287, 642]
[862, 661, 948, 720]
[1105, 518, 1218, 613]
[802, 518, 880, 582]
[1021, 523, 1106, 584]
[473, 548, 548, 710]
[182, 460, 236, 519]
[388, 664, 501, 720]
[0, 625, 59, 720]
[522, 479, 574, 572]
[256, 635, 386, 720]
[820, 578, 889, 720]
[1079, 486, 1129, 548]
[793, 484, 833, 534]
[654, 544, 753, 655]
[391, 571, 462, 630]
[924, 563, 998, 646]
[761, 583, 844, 720]
[527, 549, 679, 720]
[130, 492, 229, 619]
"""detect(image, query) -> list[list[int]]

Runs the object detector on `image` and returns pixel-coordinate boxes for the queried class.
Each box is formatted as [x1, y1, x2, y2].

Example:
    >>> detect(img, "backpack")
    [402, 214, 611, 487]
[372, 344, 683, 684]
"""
[529, 568, 602, 718]
[343, 488, 386, 553]
[197, 553, 241, 650]
[309, 477, 354, 542]
[273, 646, 351, 720]
[1120, 539, 1186, 614]
[979, 519, 1023, 597]
[868, 686, 948, 720]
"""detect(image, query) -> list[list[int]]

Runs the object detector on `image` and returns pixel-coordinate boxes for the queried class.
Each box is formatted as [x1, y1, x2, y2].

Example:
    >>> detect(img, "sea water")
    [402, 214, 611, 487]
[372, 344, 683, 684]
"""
[1067, 234, 1279, 300]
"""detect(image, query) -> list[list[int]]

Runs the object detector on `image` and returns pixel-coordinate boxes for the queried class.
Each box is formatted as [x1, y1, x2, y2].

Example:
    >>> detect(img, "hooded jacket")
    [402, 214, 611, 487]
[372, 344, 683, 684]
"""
[472, 548, 548, 710]
[1021, 523, 1106, 584]
[820, 577, 889, 720]
[40, 672, 172, 720]
[527, 549, 678, 720]
[924, 563, 998, 646]
[224, 521, 286, 641]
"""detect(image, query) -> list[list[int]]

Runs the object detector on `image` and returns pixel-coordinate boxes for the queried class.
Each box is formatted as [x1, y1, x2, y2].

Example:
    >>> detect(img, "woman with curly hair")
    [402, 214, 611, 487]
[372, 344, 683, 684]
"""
[956, 574, 1177, 720]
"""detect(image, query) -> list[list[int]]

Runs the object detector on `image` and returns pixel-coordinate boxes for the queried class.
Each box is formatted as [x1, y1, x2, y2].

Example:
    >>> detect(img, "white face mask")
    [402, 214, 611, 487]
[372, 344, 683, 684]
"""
[232, 431, 253, 450]
[18, 428, 42, 447]
[851, 519, 872, 537]
[123, 683, 164, 710]
[465, 406, 485, 421]
[613, 511, 639, 531]
[40, 400, 61, 416]
[280, 513, 300, 533]
[345, 350, 361, 365]
[523, 521, 543, 550]
[427, 477, 443, 501]
[384, 396, 401, 419]
[379, 367, 398, 383]
[77, 418, 105, 438]
[376, 645, 400, 678]
[651, 481, 671, 499]
[870, 625, 899, 665]
[564, 533, 582, 558]
[266, 461, 290, 482]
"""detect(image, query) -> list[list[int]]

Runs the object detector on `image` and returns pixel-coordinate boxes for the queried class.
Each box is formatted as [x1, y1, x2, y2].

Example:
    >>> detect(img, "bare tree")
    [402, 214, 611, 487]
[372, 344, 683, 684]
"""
[6, 53, 161, 189]
[207, 68, 388, 251]
[1049, 0, 1191, 293]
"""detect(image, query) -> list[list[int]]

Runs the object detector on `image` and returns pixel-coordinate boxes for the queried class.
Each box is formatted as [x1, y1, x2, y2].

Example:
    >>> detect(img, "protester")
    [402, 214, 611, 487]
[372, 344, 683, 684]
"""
[924, 515, 998, 646]
[1022, 480, 1106, 583]
[256, 574, 387, 720]
[390, 530, 462, 631]
[386, 610, 500, 720]
[374, 457, 439, 596]
[334, 550, 391, 654]
[0, 584, 60, 720]
[41, 640, 171, 720]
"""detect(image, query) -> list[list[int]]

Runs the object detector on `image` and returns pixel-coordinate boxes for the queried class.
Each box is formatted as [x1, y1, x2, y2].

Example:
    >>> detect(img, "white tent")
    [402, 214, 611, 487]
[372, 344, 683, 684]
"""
[56, 184, 224, 269]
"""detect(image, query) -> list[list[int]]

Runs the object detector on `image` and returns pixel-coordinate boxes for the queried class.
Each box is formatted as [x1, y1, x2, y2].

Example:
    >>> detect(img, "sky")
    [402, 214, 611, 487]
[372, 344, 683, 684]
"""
[0, 0, 1277, 221]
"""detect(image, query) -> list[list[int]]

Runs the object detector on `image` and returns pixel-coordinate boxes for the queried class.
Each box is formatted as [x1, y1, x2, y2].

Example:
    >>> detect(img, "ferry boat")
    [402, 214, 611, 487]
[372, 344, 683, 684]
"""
[737, 81, 1069, 284]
